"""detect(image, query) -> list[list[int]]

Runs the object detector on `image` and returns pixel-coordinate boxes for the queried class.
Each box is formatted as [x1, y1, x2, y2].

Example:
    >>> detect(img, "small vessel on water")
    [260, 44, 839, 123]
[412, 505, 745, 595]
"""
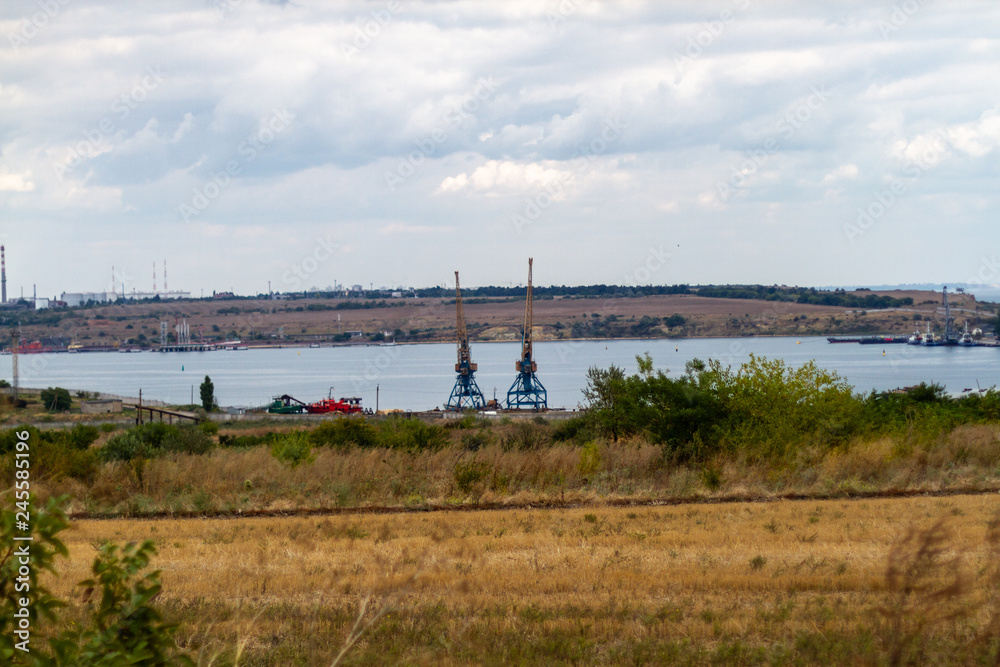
[922, 323, 940, 346]
[859, 335, 907, 344]
[907, 328, 923, 345]
[958, 321, 976, 346]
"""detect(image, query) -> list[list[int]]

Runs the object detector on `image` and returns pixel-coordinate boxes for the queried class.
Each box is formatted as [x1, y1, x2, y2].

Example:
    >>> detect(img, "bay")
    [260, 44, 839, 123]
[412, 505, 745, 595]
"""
[8, 336, 1000, 411]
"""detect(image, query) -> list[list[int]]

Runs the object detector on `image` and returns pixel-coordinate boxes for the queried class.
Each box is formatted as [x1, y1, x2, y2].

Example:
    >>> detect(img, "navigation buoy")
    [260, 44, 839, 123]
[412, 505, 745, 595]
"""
[181, 365, 184, 371]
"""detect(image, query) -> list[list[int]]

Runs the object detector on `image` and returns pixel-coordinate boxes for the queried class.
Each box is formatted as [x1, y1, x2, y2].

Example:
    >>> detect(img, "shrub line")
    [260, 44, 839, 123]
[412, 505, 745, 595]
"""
[65, 484, 1000, 522]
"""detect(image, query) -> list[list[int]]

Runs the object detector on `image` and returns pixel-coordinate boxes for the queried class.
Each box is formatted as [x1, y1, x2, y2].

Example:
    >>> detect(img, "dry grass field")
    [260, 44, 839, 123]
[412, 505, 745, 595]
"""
[48, 493, 1000, 665]
[44, 423, 1000, 519]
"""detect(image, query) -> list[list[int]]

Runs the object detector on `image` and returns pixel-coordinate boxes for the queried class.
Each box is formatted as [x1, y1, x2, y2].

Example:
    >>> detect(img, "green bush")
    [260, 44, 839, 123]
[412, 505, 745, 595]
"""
[99, 423, 212, 461]
[583, 353, 862, 462]
[65, 423, 100, 450]
[100, 432, 156, 463]
[454, 459, 492, 493]
[161, 425, 214, 456]
[0, 496, 191, 665]
[218, 432, 282, 448]
[551, 416, 594, 444]
[309, 417, 378, 449]
[198, 420, 219, 436]
[270, 431, 315, 468]
[377, 417, 449, 452]
[0, 426, 99, 484]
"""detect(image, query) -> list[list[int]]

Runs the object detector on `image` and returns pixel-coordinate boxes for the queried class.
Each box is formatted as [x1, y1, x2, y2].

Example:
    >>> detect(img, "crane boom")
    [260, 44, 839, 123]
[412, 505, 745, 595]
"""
[455, 271, 476, 374]
[517, 258, 536, 373]
[446, 270, 485, 410]
[505, 258, 546, 410]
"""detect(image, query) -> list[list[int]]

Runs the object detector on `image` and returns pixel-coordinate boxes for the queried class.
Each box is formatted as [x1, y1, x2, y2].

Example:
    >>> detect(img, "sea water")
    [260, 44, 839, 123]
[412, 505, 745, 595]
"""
[7, 337, 1000, 411]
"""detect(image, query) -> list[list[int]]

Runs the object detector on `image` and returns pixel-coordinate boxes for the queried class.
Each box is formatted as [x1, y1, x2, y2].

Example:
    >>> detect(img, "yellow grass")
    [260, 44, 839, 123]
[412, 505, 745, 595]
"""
[47, 493, 1000, 665]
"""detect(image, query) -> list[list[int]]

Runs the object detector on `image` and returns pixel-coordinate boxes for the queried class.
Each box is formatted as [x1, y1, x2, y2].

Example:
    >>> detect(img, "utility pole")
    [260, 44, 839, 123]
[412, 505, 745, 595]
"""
[376, 384, 379, 414]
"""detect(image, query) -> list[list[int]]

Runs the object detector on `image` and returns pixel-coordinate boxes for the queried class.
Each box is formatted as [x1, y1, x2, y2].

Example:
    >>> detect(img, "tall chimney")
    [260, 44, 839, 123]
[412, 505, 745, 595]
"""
[153, 261, 157, 294]
[1, 245, 6, 304]
[163, 259, 168, 293]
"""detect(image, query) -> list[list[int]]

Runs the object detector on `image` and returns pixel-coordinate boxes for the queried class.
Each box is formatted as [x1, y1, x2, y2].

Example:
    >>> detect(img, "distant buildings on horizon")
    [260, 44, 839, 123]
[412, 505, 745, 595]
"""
[58, 290, 192, 308]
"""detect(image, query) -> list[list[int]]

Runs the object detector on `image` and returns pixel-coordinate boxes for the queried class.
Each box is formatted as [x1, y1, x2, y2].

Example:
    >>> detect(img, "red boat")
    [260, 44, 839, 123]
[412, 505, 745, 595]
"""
[306, 396, 366, 415]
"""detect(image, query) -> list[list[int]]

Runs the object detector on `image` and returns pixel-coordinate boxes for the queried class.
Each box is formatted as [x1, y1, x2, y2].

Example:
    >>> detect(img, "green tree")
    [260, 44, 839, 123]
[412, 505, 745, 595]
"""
[199, 375, 215, 412]
[582, 364, 633, 443]
[40, 387, 72, 412]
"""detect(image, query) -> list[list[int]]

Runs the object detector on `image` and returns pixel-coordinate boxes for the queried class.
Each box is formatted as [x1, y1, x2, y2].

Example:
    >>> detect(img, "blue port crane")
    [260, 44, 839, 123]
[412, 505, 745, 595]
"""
[446, 270, 486, 411]
[505, 258, 547, 410]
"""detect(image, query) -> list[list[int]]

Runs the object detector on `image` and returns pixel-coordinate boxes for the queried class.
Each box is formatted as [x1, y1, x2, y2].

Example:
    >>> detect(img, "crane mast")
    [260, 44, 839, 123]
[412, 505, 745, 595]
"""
[446, 271, 486, 410]
[505, 258, 547, 410]
[517, 259, 536, 374]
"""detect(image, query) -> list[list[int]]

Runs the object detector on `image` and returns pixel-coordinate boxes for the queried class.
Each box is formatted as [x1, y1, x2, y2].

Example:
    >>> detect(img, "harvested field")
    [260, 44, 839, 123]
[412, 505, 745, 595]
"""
[49, 494, 1000, 665]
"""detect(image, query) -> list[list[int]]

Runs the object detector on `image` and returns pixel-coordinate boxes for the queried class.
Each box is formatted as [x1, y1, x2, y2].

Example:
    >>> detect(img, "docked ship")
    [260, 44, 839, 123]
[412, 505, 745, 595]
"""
[957, 321, 976, 346]
[922, 323, 940, 346]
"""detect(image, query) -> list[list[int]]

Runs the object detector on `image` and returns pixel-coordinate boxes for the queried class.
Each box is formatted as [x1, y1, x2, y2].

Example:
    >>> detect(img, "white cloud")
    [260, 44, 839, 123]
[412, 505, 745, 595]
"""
[172, 113, 195, 143]
[2, 2, 999, 294]
[0, 169, 34, 192]
[436, 160, 573, 196]
[378, 223, 451, 236]
[823, 164, 858, 183]
[946, 107, 1000, 158]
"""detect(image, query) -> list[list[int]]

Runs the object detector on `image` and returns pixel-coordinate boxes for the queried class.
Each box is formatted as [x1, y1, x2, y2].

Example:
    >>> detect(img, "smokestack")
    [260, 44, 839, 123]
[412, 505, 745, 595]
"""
[153, 261, 157, 294]
[1, 245, 6, 304]
[164, 259, 168, 293]
[111, 265, 116, 299]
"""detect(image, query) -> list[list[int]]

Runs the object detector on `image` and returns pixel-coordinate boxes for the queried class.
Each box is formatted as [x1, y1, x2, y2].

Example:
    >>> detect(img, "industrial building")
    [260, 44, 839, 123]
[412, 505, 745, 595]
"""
[59, 290, 191, 307]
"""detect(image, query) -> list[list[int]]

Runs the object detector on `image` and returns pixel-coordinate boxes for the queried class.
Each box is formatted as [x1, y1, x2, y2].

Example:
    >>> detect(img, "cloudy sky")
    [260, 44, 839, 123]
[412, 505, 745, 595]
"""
[1, 0, 998, 298]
